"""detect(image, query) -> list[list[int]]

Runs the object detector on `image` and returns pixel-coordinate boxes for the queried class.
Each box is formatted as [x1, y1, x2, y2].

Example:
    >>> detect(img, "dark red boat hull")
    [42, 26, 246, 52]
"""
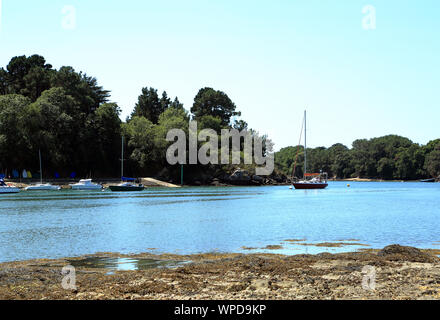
[292, 183, 328, 190]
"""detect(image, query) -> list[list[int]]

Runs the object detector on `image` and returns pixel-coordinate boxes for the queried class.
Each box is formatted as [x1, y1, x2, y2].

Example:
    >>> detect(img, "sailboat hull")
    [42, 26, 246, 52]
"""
[24, 184, 61, 191]
[292, 183, 328, 190]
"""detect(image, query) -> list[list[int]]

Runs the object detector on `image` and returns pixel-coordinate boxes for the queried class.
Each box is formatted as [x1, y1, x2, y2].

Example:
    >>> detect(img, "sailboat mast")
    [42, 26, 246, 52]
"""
[39, 149, 42, 184]
[304, 110, 307, 178]
[121, 136, 124, 179]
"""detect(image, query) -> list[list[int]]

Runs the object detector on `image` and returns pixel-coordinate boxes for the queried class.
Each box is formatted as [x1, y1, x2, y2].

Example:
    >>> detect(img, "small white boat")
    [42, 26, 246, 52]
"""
[70, 179, 103, 190]
[0, 179, 20, 194]
[25, 183, 61, 191]
[24, 150, 61, 191]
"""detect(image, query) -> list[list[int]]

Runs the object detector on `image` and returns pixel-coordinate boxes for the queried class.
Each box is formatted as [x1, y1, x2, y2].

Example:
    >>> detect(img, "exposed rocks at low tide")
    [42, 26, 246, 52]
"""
[377, 245, 439, 263]
[1, 245, 440, 300]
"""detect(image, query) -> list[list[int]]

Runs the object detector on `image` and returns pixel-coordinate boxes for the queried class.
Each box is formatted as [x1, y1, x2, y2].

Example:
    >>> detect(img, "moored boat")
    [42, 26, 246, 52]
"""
[108, 137, 144, 192]
[108, 181, 144, 192]
[70, 179, 103, 190]
[25, 183, 61, 191]
[24, 150, 60, 191]
[420, 178, 435, 183]
[292, 173, 329, 190]
[0, 179, 20, 194]
[290, 111, 328, 190]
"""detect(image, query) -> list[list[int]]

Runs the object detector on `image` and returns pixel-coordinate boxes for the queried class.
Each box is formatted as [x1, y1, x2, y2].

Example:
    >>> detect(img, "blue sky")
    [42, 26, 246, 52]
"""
[0, 0, 438, 150]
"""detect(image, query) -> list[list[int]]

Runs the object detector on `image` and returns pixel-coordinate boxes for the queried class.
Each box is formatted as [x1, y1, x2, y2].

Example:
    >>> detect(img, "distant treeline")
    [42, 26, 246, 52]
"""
[275, 136, 440, 180]
[0, 55, 260, 182]
[1, 55, 439, 182]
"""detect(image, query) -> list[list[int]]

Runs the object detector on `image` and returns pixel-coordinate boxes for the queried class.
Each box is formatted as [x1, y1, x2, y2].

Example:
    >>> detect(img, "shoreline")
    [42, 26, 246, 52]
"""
[4, 178, 437, 190]
[1, 245, 440, 300]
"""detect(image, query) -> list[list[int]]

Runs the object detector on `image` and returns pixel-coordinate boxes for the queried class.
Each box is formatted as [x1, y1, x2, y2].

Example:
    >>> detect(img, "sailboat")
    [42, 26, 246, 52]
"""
[24, 150, 61, 191]
[108, 136, 144, 192]
[291, 111, 328, 190]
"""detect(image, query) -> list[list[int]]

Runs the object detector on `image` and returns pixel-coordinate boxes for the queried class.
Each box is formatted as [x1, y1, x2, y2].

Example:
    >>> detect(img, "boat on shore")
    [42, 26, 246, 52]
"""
[0, 179, 20, 193]
[420, 178, 436, 183]
[290, 111, 328, 190]
[70, 179, 103, 190]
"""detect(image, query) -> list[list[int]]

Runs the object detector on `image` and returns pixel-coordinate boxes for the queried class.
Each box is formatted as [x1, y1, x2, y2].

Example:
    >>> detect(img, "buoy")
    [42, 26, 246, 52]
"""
[347, 184, 350, 187]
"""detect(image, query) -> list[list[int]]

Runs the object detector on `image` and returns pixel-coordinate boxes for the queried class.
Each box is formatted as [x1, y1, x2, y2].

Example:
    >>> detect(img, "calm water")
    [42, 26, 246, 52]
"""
[0, 182, 439, 262]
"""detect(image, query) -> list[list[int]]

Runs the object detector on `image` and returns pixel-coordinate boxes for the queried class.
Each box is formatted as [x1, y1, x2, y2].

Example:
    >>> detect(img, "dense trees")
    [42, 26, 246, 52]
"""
[275, 135, 440, 180]
[130, 87, 162, 124]
[424, 140, 440, 178]
[1, 55, 53, 99]
[0, 55, 258, 181]
[130, 87, 183, 124]
[191, 87, 241, 127]
[0, 54, 439, 182]
[0, 55, 117, 178]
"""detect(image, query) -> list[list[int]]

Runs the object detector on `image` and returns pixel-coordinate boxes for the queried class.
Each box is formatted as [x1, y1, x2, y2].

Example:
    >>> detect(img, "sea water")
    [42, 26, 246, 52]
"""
[0, 182, 439, 262]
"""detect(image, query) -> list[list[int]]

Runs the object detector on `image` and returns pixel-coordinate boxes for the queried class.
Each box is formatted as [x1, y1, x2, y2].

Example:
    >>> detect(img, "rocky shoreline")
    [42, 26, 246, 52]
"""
[1, 245, 440, 300]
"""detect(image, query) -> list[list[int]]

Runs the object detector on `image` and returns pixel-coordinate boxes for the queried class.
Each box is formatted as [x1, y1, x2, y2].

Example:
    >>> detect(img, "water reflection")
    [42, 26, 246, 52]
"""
[67, 257, 190, 271]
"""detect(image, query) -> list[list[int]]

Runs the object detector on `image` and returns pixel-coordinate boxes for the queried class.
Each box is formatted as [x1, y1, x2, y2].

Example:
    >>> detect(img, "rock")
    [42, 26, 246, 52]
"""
[211, 179, 227, 187]
[230, 169, 251, 181]
[377, 245, 438, 263]
[227, 169, 260, 185]
[264, 178, 276, 185]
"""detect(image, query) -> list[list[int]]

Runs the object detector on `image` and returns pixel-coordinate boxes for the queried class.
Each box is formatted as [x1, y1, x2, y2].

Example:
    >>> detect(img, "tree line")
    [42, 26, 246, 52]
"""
[0, 55, 258, 182]
[275, 135, 440, 180]
[1, 54, 439, 182]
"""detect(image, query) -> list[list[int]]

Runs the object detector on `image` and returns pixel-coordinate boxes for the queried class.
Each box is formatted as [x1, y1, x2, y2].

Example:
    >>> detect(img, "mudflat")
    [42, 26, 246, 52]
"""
[1, 245, 440, 300]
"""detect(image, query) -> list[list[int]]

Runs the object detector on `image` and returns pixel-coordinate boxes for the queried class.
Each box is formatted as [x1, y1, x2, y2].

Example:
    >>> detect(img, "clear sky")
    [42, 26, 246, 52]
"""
[0, 0, 438, 151]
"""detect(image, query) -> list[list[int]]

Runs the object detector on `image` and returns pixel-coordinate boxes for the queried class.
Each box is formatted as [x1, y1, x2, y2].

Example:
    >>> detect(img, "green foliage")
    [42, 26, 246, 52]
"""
[27, 88, 77, 167]
[84, 103, 122, 175]
[425, 140, 440, 178]
[198, 115, 224, 133]
[170, 97, 184, 110]
[123, 116, 156, 169]
[0, 94, 32, 168]
[275, 135, 437, 180]
[51, 66, 110, 114]
[233, 120, 248, 131]
[0, 56, 113, 177]
[274, 146, 300, 177]
[191, 87, 241, 126]
[4, 55, 52, 97]
[131, 87, 164, 124]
